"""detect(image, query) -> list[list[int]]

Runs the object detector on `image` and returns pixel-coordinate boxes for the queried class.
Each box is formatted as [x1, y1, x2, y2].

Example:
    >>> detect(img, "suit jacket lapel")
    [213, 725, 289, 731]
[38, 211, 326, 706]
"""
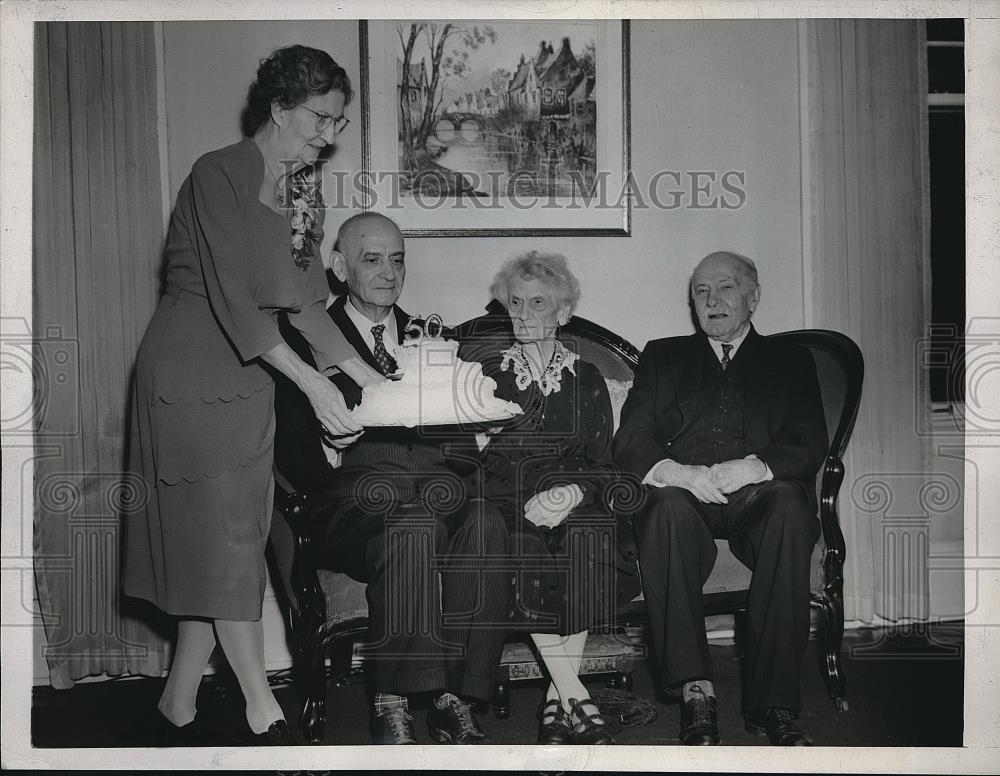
[329, 296, 412, 369]
[329, 296, 383, 374]
[672, 333, 705, 432]
[740, 326, 769, 442]
[393, 306, 412, 346]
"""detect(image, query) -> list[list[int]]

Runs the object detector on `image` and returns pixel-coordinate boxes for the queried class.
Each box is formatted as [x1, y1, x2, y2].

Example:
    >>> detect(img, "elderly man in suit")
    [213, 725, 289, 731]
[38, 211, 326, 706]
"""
[613, 251, 827, 746]
[273, 213, 509, 745]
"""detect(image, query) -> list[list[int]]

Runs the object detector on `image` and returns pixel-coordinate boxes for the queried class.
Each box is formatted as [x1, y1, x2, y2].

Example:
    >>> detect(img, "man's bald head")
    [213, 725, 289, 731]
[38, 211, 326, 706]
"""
[334, 212, 403, 260]
[331, 213, 405, 322]
[691, 251, 758, 291]
[689, 251, 761, 342]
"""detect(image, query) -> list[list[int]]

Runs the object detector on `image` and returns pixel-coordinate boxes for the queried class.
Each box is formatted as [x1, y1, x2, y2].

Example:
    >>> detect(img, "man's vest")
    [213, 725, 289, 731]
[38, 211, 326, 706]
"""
[667, 340, 750, 466]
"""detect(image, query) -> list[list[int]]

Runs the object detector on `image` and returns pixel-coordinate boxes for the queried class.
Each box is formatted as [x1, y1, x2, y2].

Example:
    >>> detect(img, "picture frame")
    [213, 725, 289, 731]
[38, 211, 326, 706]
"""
[359, 19, 631, 236]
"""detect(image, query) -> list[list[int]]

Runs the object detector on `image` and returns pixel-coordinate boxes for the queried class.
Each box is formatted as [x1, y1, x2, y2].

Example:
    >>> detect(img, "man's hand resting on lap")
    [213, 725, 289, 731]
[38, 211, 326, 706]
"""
[707, 458, 768, 494]
[650, 460, 728, 504]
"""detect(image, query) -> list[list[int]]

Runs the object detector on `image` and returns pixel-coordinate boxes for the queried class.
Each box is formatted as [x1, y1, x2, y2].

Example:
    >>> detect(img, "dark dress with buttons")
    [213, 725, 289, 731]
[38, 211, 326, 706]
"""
[474, 338, 639, 635]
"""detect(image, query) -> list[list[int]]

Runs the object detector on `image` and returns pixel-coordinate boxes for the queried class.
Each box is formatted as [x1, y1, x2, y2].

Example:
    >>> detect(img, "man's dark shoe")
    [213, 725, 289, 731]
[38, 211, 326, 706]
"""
[370, 705, 417, 744]
[427, 693, 489, 744]
[537, 698, 574, 744]
[679, 685, 720, 745]
[744, 707, 812, 746]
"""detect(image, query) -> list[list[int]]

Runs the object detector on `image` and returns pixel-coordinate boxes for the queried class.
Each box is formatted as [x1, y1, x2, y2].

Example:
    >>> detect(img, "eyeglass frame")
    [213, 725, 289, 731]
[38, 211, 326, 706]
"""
[295, 104, 350, 135]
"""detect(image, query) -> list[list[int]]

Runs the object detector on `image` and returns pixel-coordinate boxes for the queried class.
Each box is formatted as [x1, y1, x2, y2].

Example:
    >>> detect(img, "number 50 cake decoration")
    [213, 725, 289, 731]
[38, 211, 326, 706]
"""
[350, 314, 523, 427]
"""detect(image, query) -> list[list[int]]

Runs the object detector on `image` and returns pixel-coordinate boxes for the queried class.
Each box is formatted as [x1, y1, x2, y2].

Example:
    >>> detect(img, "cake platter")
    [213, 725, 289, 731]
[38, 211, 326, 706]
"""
[350, 403, 522, 429]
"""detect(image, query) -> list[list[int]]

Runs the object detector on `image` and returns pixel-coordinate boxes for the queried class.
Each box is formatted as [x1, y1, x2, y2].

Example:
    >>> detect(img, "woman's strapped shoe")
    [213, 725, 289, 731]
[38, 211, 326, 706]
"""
[568, 697, 615, 745]
[744, 707, 812, 746]
[537, 698, 574, 744]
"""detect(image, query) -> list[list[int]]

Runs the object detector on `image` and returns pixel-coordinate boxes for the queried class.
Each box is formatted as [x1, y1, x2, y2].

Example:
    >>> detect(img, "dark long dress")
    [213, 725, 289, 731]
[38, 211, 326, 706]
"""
[473, 338, 635, 635]
[123, 138, 356, 621]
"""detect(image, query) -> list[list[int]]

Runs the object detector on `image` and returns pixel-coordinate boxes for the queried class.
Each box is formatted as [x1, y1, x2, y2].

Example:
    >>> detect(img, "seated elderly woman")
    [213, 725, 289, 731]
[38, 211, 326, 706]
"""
[460, 251, 630, 745]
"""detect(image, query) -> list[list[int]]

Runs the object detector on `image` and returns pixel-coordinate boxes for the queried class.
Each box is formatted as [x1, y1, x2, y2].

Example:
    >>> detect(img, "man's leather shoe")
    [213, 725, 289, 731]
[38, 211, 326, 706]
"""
[744, 707, 812, 746]
[679, 689, 720, 745]
[427, 693, 489, 744]
[537, 698, 574, 744]
[370, 705, 417, 744]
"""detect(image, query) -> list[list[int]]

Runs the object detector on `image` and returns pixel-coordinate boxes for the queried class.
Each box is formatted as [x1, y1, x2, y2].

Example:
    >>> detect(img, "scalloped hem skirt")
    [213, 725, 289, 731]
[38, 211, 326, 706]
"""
[122, 289, 277, 621]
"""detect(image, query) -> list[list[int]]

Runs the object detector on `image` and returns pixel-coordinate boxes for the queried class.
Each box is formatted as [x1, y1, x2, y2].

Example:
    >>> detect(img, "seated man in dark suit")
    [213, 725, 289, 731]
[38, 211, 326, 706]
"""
[613, 251, 827, 746]
[273, 213, 509, 745]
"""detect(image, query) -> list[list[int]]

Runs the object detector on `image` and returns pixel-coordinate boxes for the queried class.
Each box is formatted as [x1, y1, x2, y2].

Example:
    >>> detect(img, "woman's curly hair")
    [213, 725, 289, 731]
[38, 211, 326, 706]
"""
[242, 45, 353, 136]
[490, 250, 582, 317]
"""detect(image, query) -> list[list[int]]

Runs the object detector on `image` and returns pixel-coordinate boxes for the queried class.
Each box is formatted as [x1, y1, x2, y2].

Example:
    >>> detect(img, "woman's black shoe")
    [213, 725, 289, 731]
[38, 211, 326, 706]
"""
[154, 710, 205, 747]
[234, 718, 297, 746]
[252, 719, 297, 746]
[568, 697, 615, 745]
[537, 698, 574, 744]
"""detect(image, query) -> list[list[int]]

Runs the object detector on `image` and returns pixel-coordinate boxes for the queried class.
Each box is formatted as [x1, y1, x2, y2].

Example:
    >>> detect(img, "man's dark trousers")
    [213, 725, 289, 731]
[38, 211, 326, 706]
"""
[303, 450, 510, 703]
[633, 479, 819, 712]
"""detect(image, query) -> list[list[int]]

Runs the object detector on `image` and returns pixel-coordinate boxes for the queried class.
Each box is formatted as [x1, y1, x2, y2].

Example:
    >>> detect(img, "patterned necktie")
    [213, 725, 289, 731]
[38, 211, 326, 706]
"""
[371, 324, 397, 376]
[720, 343, 733, 371]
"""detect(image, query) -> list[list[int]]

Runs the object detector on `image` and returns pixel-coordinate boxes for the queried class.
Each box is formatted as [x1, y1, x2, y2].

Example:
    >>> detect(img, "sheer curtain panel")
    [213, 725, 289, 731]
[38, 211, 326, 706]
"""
[33, 21, 168, 687]
[801, 19, 932, 625]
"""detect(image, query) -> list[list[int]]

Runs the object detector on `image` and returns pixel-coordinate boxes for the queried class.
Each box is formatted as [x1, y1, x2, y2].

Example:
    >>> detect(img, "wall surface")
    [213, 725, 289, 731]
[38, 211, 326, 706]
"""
[162, 20, 805, 349]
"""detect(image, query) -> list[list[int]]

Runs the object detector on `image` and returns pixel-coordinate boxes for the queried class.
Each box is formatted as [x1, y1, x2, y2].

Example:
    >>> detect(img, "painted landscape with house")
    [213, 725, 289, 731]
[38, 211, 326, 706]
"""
[395, 22, 598, 199]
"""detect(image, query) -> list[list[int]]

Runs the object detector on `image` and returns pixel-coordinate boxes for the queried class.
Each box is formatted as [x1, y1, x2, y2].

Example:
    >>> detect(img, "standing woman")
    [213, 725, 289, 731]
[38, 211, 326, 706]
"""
[461, 252, 638, 745]
[123, 45, 381, 745]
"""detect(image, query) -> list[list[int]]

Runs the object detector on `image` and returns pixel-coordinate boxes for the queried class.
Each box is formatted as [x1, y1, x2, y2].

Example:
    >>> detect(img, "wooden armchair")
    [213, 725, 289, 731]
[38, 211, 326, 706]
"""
[602, 326, 864, 713]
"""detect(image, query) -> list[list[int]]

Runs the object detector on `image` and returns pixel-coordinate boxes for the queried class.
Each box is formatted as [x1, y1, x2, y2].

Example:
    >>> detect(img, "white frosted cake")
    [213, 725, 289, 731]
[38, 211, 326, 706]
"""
[351, 336, 523, 427]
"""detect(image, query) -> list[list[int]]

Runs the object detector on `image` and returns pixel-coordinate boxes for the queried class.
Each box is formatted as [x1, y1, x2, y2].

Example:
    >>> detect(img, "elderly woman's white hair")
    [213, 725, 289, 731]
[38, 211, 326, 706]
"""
[490, 251, 582, 321]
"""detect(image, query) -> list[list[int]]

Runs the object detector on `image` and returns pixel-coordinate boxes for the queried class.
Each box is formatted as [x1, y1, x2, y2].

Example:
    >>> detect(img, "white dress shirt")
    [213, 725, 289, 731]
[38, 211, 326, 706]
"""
[342, 298, 399, 354]
[706, 323, 751, 364]
[320, 299, 398, 469]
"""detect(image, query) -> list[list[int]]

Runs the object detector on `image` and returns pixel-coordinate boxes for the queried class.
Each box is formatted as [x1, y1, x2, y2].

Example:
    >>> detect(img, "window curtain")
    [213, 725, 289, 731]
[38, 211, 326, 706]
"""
[801, 19, 932, 624]
[33, 21, 169, 687]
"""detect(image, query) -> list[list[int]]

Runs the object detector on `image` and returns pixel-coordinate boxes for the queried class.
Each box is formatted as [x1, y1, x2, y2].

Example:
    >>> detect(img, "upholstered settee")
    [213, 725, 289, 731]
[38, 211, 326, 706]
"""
[268, 304, 862, 742]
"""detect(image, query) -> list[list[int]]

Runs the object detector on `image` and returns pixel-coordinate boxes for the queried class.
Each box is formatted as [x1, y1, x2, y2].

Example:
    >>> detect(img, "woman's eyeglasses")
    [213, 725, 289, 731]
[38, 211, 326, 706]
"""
[296, 104, 350, 135]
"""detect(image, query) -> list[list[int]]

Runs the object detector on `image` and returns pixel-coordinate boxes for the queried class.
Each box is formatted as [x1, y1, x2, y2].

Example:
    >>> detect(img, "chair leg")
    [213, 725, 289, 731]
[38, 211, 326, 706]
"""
[814, 594, 849, 712]
[620, 671, 634, 692]
[298, 640, 328, 744]
[492, 679, 511, 718]
[733, 610, 749, 661]
[329, 636, 355, 686]
[291, 535, 330, 742]
[606, 671, 633, 692]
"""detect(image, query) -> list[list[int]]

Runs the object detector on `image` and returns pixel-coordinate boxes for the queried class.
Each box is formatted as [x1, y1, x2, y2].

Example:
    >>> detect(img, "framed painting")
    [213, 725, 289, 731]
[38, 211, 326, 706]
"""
[359, 19, 631, 236]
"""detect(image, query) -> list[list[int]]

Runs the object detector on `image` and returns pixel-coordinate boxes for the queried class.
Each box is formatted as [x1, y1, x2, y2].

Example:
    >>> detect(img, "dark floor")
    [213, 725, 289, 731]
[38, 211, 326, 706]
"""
[32, 622, 963, 748]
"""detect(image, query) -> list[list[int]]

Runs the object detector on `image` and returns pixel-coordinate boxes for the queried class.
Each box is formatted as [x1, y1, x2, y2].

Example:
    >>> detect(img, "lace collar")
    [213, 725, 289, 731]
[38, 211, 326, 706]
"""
[500, 340, 577, 396]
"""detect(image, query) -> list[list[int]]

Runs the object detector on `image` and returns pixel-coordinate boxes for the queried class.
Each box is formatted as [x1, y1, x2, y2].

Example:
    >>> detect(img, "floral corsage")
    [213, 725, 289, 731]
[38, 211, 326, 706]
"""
[282, 170, 323, 271]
